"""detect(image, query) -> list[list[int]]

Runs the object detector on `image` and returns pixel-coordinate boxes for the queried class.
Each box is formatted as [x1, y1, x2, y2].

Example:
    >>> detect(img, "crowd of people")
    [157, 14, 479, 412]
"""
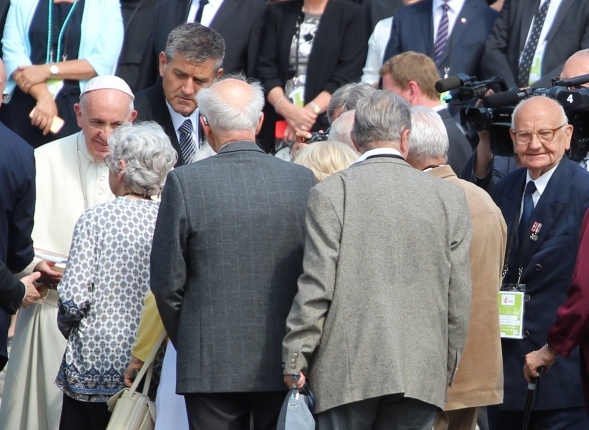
[1, 0, 589, 430]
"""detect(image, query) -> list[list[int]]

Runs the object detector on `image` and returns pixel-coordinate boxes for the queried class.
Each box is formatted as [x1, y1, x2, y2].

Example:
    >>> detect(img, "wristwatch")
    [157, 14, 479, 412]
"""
[49, 64, 59, 77]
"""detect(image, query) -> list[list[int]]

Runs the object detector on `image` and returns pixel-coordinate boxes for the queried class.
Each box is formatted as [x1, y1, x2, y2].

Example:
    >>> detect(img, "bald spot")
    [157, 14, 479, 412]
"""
[513, 96, 567, 128]
[211, 78, 255, 112]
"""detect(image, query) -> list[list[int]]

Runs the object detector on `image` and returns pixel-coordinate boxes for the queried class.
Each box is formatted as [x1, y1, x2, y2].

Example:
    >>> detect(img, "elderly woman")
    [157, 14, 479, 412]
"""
[55, 121, 176, 430]
[293, 139, 358, 181]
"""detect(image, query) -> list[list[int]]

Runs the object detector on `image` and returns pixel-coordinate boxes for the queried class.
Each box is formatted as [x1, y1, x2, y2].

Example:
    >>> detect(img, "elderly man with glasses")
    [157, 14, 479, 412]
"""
[489, 95, 589, 430]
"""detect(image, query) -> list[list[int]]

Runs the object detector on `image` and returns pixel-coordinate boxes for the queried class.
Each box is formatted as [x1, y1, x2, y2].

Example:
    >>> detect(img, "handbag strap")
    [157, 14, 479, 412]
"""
[129, 331, 167, 396]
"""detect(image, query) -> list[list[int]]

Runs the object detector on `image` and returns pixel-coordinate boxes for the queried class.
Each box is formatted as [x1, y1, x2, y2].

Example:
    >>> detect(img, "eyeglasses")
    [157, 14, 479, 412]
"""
[512, 124, 568, 145]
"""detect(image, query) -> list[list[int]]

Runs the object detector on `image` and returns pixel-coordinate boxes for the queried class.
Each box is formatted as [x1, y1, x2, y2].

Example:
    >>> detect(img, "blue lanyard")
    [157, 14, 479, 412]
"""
[45, 0, 79, 64]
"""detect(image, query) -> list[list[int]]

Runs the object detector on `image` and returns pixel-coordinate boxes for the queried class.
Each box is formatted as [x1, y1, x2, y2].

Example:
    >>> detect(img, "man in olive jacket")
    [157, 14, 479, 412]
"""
[283, 90, 472, 429]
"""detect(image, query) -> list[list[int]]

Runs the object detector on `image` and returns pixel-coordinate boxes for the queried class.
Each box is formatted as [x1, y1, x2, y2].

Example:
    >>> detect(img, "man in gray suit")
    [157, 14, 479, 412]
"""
[283, 90, 472, 430]
[150, 76, 315, 430]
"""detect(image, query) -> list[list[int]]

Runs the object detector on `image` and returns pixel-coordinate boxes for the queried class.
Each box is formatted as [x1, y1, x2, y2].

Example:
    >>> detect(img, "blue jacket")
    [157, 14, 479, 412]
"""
[2, 0, 123, 95]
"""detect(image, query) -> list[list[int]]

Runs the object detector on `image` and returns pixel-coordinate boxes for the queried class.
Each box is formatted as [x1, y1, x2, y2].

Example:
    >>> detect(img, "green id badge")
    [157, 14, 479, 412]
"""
[46, 78, 64, 98]
[498, 289, 525, 339]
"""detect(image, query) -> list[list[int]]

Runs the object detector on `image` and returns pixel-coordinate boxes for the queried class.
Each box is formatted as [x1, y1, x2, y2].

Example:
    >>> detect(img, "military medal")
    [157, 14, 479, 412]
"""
[530, 222, 542, 241]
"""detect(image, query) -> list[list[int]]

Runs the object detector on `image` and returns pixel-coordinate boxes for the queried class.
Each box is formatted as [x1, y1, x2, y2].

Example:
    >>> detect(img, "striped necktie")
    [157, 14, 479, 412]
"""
[179, 119, 196, 164]
[433, 2, 450, 67]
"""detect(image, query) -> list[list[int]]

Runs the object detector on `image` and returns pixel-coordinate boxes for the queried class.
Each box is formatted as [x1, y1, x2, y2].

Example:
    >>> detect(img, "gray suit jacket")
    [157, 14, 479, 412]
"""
[283, 157, 472, 413]
[151, 141, 315, 394]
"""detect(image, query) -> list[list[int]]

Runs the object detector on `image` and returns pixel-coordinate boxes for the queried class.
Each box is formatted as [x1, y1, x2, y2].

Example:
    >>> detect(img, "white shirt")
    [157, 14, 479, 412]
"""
[432, 0, 466, 42]
[361, 17, 393, 86]
[166, 103, 216, 162]
[167, 102, 201, 148]
[352, 147, 404, 167]
[187, 0, 224, 27]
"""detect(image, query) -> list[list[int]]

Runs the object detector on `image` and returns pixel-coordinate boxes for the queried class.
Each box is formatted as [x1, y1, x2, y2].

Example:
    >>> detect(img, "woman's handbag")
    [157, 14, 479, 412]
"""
[106, 331, 167, 430]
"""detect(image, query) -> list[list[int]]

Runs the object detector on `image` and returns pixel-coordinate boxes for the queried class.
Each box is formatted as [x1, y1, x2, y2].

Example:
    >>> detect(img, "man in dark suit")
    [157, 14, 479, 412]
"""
[383, 0, 498, 79]
[150, 76, 315, 430]
[491, 96, 589, 429]
[380, 52, 472, 174]
[115, 0, 162, 93]
[0, 261, 41, 317]
[482, 0, 589, 89]
[139, 0, 266, 90]
[524, 208, 589, 418]
[462, 48, 589, 195]
[0, 58, 38, 370]
[135, 23, 224, 167]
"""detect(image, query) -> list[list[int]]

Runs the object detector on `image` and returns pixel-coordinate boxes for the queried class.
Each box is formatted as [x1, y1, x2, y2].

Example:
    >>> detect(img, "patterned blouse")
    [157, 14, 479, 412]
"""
[56, 197, 160, 402]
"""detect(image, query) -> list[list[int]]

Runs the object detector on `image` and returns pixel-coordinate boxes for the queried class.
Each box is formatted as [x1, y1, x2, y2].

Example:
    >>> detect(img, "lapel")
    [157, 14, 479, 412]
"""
[209, 0, 237, 31]
[151, 80, 186, 166]
[519, 0, 540, 53]
[503, 170, 526, 239]
[545, 0, 574, 44]
[276, 2, 302, 83]
[521, 160, 571, 264]
[307, 0, 332, 69]
[420, 0, 435, 56]
[180, 0, 191, 22]
[441, 0, 478, 68]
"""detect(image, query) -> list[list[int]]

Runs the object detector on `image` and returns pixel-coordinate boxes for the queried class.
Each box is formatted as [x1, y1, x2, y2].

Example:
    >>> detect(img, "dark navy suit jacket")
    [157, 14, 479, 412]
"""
[0, 121, 35, 370]
[493, 158, 589, 410]
[0, 260, 24, 317]
[383, 0, 498, 78]
[482, 0, 589, 89]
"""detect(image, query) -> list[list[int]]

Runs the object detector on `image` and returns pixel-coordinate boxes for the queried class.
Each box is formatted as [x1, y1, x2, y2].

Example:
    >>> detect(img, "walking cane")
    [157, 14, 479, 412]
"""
[521, 366, 546, 430]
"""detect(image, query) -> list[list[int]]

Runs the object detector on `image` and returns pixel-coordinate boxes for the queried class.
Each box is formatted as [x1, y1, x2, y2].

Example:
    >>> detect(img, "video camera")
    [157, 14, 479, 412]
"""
[436, 73, 589, 158]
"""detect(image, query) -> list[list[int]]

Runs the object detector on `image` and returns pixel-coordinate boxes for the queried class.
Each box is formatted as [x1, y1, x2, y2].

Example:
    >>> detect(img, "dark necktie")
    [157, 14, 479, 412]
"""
[518, 180, 537, 243]
[179, 119, 197, 164]
[194, 0, 209, 23]
[433, 2, 450, 67]
[517, 0, 551, 87]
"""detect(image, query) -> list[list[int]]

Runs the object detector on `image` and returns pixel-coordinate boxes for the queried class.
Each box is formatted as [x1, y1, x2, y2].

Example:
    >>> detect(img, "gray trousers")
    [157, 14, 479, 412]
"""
[315, 394, 437, 430]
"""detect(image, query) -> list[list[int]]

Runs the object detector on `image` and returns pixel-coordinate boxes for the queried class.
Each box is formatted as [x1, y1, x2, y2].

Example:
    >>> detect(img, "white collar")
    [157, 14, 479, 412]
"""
[525, 161, 560, 197]
[166, 101, 199, 133]
[352, 147, 404, 166]
[432, 0, 465, 13]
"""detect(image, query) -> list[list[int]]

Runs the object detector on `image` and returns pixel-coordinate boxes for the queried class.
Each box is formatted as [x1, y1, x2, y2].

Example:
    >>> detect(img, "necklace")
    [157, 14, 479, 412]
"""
[46, 0, 79, 63]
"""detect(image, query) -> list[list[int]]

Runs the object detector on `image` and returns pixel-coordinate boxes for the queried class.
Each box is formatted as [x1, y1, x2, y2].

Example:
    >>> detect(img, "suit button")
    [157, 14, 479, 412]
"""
[523, 330, 530, 338]
[535, 264, 543, 272]
[524, 294, 530, 302]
